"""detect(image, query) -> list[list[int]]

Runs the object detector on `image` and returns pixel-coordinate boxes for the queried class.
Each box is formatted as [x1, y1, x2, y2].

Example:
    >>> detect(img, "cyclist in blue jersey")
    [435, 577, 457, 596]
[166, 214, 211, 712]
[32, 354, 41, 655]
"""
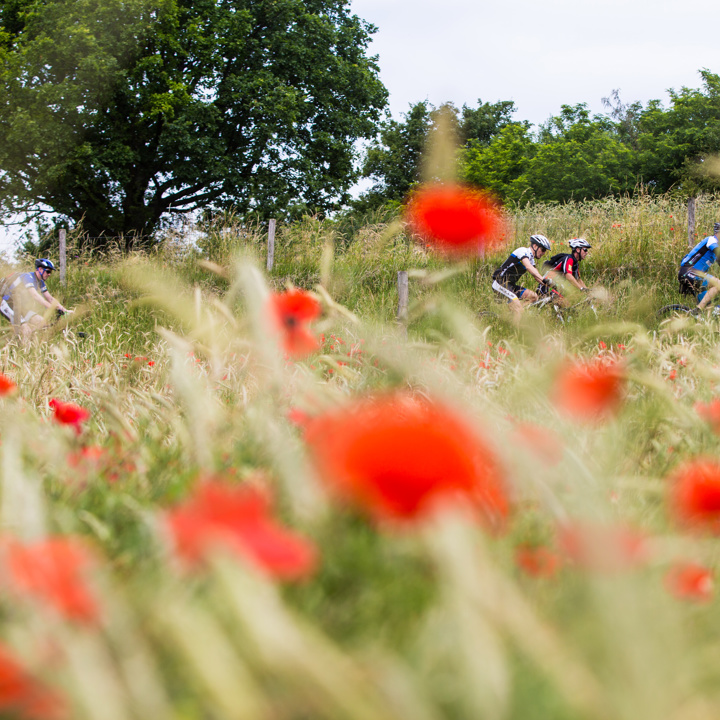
[491, 234, 553, 316]
[1, 259, 68, 339]
[678, 222, 720, 312]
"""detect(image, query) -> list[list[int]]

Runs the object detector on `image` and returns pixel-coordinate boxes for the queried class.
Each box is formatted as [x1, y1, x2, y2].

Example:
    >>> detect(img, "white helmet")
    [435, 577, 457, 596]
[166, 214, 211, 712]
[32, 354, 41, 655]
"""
[529, 234, 551, 251]
[569, 238, 592, 249]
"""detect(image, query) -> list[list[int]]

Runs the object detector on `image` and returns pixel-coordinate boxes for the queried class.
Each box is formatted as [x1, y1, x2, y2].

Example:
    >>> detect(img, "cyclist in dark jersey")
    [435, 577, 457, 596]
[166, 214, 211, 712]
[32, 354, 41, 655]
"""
[539, 238, 591, 298]
[491, 234, 552, 316]
[678, 222, 720, 311]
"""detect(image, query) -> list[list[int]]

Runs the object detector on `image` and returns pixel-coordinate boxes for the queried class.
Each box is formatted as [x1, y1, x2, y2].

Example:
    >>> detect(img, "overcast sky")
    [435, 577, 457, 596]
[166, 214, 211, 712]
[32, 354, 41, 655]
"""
[350, 0, 718, 127]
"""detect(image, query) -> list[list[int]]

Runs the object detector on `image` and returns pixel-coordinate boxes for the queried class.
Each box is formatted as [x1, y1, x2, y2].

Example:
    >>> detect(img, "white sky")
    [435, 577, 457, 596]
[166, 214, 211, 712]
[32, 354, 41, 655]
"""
[2, 0, 717, 254]
[350, 0, 719, 127]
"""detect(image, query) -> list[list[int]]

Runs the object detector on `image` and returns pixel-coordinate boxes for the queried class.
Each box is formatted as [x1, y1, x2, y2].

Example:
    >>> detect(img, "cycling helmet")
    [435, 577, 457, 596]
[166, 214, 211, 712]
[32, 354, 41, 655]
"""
[569, 238, 592, 250]
[714, 222, 720, 234]
[35, 258, 55, 272]
[529, 234, 551, 251]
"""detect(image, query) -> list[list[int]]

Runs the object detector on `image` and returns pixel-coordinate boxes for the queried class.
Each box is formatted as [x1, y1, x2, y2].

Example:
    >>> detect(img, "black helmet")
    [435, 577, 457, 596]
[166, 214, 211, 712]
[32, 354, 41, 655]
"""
[35, 258, 56, 272]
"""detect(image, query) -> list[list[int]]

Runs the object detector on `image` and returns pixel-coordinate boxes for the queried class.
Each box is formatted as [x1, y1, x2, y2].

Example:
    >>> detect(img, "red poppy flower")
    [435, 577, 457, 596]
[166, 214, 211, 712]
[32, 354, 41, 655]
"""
[664, 561, 713, 603]
[0, 643, 66, 719]
[404, 184, 504, 257]
[166, 481, 317, 580]
[695, 399, 720, 434]
[268, 289, 322, 358]
[552, 360, 625, 420]
[0, 374, 16, 396]
[286, 407, 312, 428]
[515, 545, 561, 578]
[557, 521, 648, 572]
[670, 459, 720, 533]
[304, 393, 509, 528]
[2, 537, 100, 625]
[511, 422, 564, 466]
[48, 399, 90, 433]
[67, 446, 106, 468]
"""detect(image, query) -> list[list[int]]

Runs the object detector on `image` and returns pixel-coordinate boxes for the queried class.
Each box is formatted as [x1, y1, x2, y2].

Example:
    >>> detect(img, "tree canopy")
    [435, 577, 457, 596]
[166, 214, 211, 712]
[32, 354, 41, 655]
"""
[0, 0, 387, 246]
[357, 71, 720, 210]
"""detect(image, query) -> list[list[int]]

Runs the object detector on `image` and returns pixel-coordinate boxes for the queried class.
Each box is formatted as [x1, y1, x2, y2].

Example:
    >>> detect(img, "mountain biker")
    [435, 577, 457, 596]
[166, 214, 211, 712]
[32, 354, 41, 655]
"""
[539, 238, 592, 297]
[1, 259, 68, 339]
[492, 234, 553, 315]
[678, 222, 720, 312]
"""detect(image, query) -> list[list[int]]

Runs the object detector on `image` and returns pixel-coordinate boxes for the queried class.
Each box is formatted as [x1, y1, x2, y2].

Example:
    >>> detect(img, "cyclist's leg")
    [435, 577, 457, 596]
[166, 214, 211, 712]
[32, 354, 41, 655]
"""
[492, 280, 523, 315]
[17, 311, 45, 342]
[697, 275, 720, 310]
[520, 287, 539, 304]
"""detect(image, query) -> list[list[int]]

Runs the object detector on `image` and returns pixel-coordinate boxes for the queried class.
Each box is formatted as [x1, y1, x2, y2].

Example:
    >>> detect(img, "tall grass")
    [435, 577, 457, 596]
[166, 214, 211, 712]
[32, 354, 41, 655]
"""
[0, 194, 719, 718]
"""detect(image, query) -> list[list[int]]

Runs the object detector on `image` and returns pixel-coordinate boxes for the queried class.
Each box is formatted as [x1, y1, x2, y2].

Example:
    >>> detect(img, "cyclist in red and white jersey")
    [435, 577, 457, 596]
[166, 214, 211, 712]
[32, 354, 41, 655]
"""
[539, 238, 591, 297]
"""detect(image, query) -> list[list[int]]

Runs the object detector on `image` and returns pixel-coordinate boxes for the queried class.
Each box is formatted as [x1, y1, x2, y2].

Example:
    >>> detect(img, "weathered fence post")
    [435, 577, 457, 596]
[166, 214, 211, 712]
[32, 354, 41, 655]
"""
[688, 197, 696, 249]
[59, 228, 67, 286]
[397, 270, 408, 326]
[266, 219, 276, 272]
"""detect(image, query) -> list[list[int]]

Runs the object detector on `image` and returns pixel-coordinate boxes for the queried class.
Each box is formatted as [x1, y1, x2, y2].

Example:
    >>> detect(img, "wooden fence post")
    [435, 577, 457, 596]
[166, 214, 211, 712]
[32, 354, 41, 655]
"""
[688, 196, 696, 249]
[397, 270, 408, 324]
[266, 219, 276, 272]
[59, 228, 67, 286]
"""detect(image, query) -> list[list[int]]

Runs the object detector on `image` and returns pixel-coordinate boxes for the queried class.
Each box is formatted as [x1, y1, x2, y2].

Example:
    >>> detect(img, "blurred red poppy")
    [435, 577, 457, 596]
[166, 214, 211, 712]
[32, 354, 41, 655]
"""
[695, 399, 720, 434]
[557, 521, 648, 572]
[48, 399, 90, 433]
[404, 184, 504, 257]
[286, 407, 312, 428]
[0, 643, 65, 719]
[0, 374, 16, 396]
[166, 481, 317, 580]
[515, 545, 561, 578]
[670, 459, 720, 533]
[664, 561, 713, 603]
[552, 360, 625, 420]
[511, 422, 564, 466]
[304, 393, 509, 528]
[268, 289, 322, 358]
[3, 537, 100, 625]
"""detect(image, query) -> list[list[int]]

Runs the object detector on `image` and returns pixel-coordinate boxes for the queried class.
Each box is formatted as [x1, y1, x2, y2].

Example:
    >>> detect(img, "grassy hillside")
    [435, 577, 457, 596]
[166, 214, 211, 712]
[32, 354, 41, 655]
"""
[0, 193, 719, 719]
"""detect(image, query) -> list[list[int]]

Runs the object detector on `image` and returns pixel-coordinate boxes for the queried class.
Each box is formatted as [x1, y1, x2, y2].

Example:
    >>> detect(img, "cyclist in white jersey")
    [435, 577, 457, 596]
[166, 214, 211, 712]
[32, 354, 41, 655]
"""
[1, 258, 68, 340]
[491, 234, 553, 316]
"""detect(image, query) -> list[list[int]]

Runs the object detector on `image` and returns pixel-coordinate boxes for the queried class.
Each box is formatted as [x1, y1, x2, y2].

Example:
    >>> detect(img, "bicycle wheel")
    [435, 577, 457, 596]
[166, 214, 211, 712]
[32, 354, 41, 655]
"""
[657, 304, 694, 318]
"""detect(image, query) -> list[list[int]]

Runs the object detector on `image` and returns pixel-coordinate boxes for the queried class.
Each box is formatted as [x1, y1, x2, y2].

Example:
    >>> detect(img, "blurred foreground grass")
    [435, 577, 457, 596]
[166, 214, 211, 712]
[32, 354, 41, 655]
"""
[0, 195, 719, 719]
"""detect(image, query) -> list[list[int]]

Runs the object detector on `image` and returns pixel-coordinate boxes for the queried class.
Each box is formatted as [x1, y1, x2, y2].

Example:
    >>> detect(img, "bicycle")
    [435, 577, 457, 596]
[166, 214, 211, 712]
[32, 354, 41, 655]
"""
[479, 287, 597, 324]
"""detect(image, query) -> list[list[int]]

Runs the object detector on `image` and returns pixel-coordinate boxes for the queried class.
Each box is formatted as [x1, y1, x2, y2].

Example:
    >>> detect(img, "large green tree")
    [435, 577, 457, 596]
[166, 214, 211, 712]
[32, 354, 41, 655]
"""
[635, 70, 720, 194]
[0, 0, 387, 246]
[354, 100, 433, 212]
[462, 104, 636, 204]
[356, 98, 517, 212]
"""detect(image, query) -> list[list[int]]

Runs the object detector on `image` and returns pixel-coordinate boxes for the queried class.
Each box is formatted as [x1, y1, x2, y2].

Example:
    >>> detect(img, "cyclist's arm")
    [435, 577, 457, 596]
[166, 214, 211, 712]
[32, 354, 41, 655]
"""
[43, 290, 67, 313]
[27, 287, 66, 312]
[564, 272, 586, 291]
[521, 257, 545, 284]
[26, 287, 54, 309]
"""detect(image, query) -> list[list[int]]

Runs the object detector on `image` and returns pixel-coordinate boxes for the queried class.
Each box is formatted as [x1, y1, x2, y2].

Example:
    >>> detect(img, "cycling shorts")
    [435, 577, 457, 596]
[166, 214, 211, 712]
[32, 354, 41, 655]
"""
[492, 280, 526, 302]
[679, 266, 716, 302]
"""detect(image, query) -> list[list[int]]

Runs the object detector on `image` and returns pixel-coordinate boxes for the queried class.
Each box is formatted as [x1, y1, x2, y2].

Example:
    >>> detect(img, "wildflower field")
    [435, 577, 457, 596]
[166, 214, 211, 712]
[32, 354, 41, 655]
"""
[3, 192, 720, 720]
